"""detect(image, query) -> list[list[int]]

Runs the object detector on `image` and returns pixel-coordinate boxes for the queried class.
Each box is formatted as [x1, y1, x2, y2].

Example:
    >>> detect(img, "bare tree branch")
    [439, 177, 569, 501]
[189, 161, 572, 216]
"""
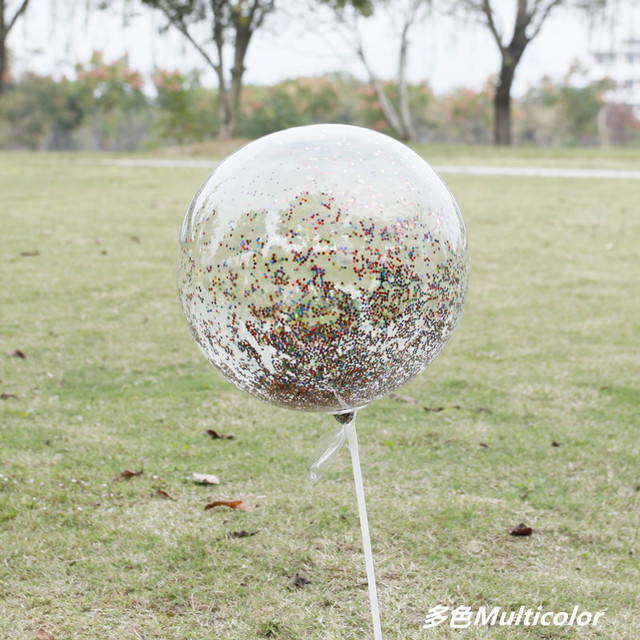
[481, 0, 504, 49]
[331, 0, 428, 140]
[168, 11, 221, 73]
[397, 0, 427, 141]
[353, 33, 406, 136]
[527, 0, 564, 40]
[143, 0, 276, 138]
[7, 0, 30, 33]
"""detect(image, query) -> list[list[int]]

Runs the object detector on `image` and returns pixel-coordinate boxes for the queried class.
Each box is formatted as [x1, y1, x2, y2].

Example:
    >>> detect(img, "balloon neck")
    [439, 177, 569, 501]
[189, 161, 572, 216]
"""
[333, 411, 355, 425]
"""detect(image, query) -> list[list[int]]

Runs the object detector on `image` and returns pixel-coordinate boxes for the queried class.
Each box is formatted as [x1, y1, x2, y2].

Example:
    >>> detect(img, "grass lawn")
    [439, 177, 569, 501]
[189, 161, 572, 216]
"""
[154, 137, 640, 170]
[1, 146, 639, 639]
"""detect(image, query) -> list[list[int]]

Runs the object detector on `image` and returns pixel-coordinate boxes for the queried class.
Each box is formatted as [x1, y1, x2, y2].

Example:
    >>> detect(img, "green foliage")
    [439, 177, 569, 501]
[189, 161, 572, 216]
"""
[239, 89, 307, 137]
[141, 0, 205, 23]
[140, 0, 274, 28]
[425, 81, 492, 144]
[0, 72, 90, 150]
[351, 80, 392, 133]
[0, 57, 637, 150]
[238, 76, 341, 137]
[602, 103, 640, 146]
[75, 51, 150, 150]
[75, 52, 147, 112]
[319, 0, 376, 16]
[0, 73, 62, 149]
[140, 0, 278, 138]
[517, 66, 616, 146]
[152, 69, 217, 144]
[238, 73, 432, 140]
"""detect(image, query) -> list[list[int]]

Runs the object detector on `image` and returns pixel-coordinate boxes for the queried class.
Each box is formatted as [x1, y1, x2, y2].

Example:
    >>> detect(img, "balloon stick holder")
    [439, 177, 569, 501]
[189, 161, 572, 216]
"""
[340, 411, 383, 640]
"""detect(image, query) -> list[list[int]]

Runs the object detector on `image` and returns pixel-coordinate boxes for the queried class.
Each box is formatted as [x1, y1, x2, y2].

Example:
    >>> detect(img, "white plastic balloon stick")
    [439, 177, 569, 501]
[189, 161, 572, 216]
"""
[344, 412, 383, 640]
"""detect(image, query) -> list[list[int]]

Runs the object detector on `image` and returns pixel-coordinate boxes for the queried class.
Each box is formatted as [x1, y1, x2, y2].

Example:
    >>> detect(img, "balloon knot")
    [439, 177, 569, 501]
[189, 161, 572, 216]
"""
[333, 412, 354, 425]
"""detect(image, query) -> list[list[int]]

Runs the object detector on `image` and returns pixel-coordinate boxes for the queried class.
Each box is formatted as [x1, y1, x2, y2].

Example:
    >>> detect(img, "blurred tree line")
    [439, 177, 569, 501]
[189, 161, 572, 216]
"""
[2, 0, 635, 148]
[0, 51, 638, 150]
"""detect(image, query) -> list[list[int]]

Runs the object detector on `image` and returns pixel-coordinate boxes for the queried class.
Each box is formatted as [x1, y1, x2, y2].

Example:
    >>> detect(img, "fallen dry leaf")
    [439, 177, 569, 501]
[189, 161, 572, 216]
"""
[10, 349, 27, 359]
[205, 429, 234, 440]
[1, 392, 18, 400]
[475, 407, 493, 414]
[227, 530, 258, 538]
[293, 572, 311, 588]
[204, 499, 249, 511]
[192, 472, 220, 485]
[37, 629, 53, 640]
[389, 393, 417, 404]
[509, 523, 533, 536]
[157, 489, 177, 501]
[114, 469, 143, 481]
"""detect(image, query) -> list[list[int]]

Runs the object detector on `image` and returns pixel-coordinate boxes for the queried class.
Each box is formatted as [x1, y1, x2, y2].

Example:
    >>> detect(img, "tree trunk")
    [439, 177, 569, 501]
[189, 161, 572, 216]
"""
[397, 9, 417, 142]
[215, 70, 232, 140]
[225, 23, 251, 141]
[349, 1, 425, 142]
[356, 42, 406, 139]
[211, 12, 231, 141]
[0, 38, 6, 96]
[0, 0, 30, 96]
[0, 4, 7, 96]
[148, 0, 274, 141]
[371, 73, 406, 139]
[597, 104, 610, 147]
[217, 103, 232, 140]
[494, 65, 514, 146]
[477, 0, 564, 146]
[494, 46, 523, 146]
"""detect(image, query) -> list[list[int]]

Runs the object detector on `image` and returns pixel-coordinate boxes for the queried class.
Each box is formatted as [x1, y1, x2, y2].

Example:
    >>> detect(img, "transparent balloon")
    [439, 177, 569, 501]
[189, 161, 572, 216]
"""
[177, 124, 469, 414]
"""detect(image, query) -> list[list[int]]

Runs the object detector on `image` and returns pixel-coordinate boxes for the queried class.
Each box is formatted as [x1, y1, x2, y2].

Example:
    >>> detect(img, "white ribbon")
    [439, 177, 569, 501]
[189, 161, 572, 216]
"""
[307, 425, 347, 486]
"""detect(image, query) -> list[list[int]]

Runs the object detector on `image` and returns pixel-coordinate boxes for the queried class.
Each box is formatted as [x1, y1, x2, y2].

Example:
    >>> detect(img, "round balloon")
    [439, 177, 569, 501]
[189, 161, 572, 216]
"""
[177, 124, 469, 413]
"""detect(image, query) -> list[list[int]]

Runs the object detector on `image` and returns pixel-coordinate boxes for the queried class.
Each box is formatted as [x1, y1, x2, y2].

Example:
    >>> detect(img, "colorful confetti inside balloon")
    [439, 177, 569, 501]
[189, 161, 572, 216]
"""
[177, 124, 469, 413]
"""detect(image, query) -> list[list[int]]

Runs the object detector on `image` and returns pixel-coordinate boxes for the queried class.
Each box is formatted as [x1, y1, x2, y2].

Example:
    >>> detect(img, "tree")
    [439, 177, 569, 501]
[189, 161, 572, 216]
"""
[141, 0, 276, 139]
[430, 82, 493, 144]
[0, 71, 88, 149]
[0, 0, 30, 96]
[327, 0, 430, 141]
[75, 52, 149, 150]
[0, 72, 59, 148]
[460, 0, 569, 145]
[152, 68, 217, 144]
[239, 75, 342, 137]
[518, 65, 614, 146]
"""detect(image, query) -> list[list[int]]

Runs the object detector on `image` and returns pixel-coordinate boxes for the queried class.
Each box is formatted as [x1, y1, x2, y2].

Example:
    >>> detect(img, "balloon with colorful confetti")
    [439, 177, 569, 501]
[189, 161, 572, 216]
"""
[177, 124, 469, 413]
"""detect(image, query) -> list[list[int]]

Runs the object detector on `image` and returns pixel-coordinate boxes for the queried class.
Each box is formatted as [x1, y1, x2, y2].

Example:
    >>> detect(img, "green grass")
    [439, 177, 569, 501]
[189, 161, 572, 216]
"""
[152, 136, 640, 170]
[1, 147, 639, 639]
[412, 142, 640, 169]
